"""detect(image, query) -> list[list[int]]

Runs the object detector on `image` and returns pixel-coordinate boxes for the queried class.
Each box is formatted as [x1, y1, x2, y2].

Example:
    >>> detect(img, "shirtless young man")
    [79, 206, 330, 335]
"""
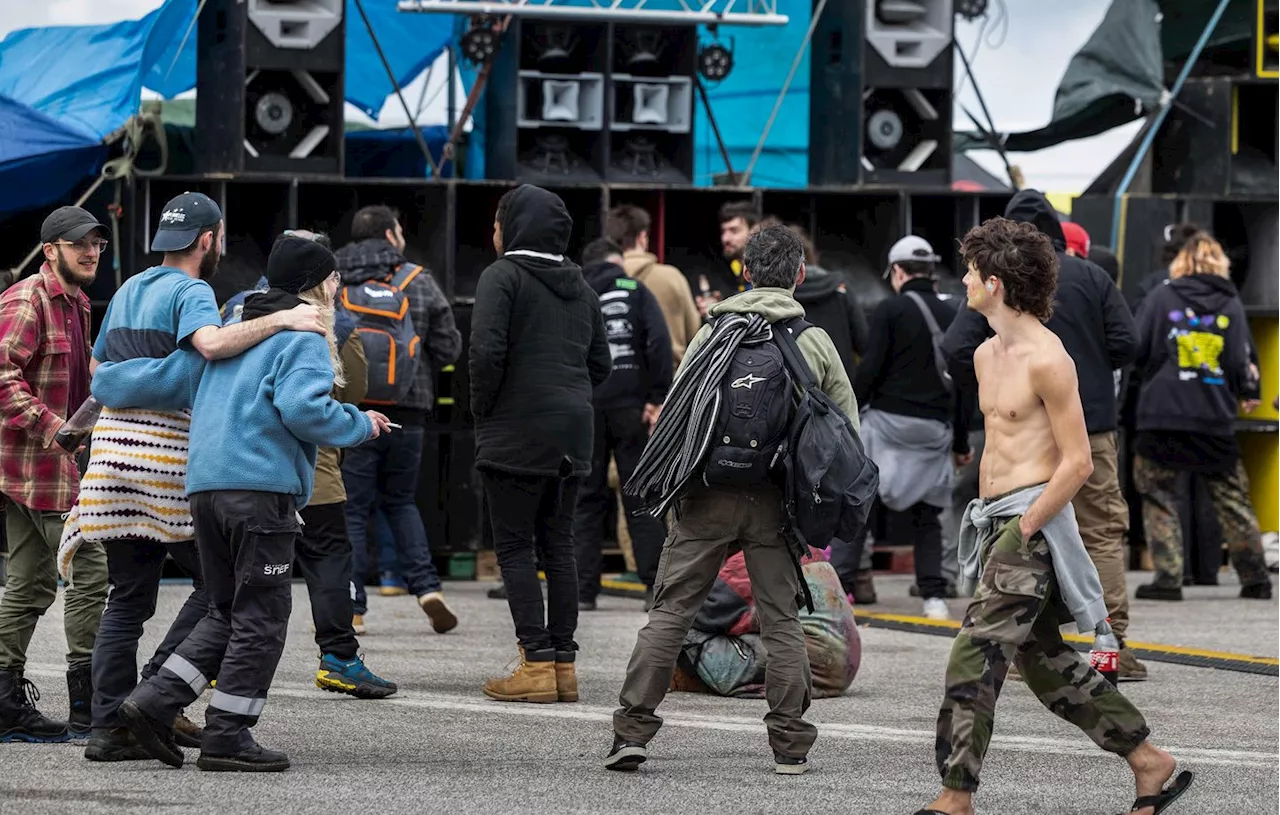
[916, 218, 1191, 815]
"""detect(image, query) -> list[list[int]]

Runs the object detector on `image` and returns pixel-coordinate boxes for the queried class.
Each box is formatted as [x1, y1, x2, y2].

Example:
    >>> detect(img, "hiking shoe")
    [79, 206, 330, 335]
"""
[67, 664, 92, 738]
[604, 736, 647, 771]
[85, 728, 151, 762]
[117, 699, 183, 768]
[0, 672, 70, 744]
[922, 598, 950, 620]
[173, 711, 203, 749]
[197, 741, 290, 773]
[316, 653, 398, 699]
[379, 572, 408, 597]
[1118, 649, 1149, 682]
[1240, 581, 1273, 600]
[352, 614, 367, 635]
[1135, 583, 1183, 602]
[419, 591, 459, 633]
[774, 752, 809, 775]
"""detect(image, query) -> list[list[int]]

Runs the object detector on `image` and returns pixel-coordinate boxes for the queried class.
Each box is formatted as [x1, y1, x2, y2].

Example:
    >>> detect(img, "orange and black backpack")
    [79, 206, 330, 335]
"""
[340, 263, 421, 405]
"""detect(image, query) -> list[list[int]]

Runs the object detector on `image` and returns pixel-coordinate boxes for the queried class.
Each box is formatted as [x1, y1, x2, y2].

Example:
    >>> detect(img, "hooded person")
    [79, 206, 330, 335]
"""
[940, 188, 1149, 681]
[787, 223, 868, 382]
[469, 184, 612, 705]
[118, 235, 387, 773]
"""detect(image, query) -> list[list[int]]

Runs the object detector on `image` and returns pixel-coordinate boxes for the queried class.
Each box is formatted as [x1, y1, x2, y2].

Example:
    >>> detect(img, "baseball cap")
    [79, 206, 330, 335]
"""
[1061, 221, 1091, 257]
[151, 192, 224, 253]
[885, 235, 941, 277]
[40, 206, 106, 244]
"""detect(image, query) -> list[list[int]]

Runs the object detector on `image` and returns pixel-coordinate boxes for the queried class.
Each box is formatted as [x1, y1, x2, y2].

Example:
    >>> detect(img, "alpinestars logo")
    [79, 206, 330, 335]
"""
[730, 373, 766, 390]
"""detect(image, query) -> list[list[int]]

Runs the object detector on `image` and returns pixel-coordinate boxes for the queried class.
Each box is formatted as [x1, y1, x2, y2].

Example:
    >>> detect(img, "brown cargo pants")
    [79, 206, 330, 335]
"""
[612, 484, 816, 759]
[1070, 432, 1131, 642]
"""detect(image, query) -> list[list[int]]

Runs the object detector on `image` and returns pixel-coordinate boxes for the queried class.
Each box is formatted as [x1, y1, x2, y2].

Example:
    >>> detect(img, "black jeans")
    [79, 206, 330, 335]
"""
[481, 470, 579, 653]
[573, 407, 666, 599]
[91, 541, 205, 731]
[297, 502, 359, 660]
[342, 424, 442, 614]
[132, 491, 298, 755]
[876, 500, 946, 600]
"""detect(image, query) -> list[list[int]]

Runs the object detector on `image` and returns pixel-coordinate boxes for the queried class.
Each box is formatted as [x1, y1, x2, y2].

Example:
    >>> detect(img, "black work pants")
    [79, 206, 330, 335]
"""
[131, 491, 297, 755]
[573, 407, 665, 599]
[481, 470, 579, 653]
[91, 541, 205, 731]
[877, 500, 946, 600]
[296, 501, 359, 660]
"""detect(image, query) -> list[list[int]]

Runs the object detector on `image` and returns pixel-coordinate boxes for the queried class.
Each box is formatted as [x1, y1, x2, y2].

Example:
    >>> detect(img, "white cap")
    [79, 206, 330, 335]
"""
[888, 235, 941, 266]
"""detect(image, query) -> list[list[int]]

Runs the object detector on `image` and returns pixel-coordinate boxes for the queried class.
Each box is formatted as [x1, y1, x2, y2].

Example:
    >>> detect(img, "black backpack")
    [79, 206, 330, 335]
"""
[771, 318, 880, 601]
[700, 319, 798, 487]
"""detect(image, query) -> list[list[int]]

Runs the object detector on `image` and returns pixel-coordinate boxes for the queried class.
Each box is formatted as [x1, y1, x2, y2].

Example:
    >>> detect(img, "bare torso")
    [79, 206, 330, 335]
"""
[975, 329, 1070, 498]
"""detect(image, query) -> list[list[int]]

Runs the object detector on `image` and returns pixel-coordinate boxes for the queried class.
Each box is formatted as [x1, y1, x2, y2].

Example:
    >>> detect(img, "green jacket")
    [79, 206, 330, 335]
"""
[682, 287, 860, 434]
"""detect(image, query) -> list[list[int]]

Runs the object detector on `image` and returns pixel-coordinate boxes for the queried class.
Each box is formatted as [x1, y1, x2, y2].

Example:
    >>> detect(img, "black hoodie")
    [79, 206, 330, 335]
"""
[1132, 274, 1258, 460]
[469, 185, 612, 477]
[941, 189, 1138, 435]
[793, 265, 869, 383]
[582, 260, 673, 409]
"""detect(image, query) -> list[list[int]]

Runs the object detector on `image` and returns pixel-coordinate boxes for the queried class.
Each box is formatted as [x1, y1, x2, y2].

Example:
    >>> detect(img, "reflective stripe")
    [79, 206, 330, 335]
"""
[209, 689, 266, 717]
[162, 654, 209, 694]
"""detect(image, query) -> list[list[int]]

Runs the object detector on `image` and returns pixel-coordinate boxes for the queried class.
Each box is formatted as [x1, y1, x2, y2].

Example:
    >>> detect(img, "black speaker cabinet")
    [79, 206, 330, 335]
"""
[196, 0, 346, 176]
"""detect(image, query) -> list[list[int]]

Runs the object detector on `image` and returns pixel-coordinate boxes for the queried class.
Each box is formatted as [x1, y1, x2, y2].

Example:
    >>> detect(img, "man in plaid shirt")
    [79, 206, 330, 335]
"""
[0, 206, 110, 743]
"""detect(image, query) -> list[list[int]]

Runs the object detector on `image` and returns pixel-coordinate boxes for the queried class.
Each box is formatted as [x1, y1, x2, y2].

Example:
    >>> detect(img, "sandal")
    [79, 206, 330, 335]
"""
[1116, 770, 1194, 814]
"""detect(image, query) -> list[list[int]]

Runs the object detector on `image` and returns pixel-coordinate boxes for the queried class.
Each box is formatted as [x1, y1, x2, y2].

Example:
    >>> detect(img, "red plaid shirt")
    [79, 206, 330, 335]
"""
[0, 264, 92, 512]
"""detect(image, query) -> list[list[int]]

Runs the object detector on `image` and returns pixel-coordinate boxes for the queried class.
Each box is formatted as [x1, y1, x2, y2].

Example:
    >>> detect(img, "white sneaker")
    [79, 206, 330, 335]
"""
[922, 598, 950, 620]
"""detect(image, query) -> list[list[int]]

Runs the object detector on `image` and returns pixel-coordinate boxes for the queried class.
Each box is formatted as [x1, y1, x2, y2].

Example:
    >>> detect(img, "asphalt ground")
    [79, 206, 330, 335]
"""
[1, 571, 1276, 815]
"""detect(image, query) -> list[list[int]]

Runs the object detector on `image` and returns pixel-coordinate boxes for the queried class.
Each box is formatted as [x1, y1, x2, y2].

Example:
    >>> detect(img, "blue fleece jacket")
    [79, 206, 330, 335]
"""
[186, 327, 374, 506]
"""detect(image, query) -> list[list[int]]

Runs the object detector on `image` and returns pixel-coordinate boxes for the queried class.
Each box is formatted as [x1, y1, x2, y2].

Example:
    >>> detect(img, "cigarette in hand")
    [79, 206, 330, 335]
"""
[386, 422, 402, 429]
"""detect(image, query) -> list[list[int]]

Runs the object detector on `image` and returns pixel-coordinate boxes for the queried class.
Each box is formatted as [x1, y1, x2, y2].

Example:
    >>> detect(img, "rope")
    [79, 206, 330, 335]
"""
[624, 313, 774, 517]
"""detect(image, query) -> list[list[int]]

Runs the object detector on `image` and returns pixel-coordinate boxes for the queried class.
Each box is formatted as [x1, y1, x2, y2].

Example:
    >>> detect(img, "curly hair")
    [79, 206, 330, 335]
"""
[960, 217, 1058, 321]
[1169, 231, 1230, 279]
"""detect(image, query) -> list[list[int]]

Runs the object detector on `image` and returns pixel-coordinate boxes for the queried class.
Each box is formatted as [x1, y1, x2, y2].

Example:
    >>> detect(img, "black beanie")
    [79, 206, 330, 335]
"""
[266, 234, 336, 294]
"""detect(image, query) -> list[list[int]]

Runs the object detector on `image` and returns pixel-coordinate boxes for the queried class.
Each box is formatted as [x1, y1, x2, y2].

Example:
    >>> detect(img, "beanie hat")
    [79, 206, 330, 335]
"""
[1061, 221, 1091, 257]
[266, 234, 336, 294]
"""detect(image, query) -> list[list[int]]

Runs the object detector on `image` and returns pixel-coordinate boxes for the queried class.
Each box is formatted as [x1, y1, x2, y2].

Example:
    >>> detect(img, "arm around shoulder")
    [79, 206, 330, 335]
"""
[274, 337, 374, 447]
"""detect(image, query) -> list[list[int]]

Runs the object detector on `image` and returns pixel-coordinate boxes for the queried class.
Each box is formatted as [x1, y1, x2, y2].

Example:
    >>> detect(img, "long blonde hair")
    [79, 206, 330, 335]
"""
[297, 283, 345, 388]
[1169, 231, 1230, 280]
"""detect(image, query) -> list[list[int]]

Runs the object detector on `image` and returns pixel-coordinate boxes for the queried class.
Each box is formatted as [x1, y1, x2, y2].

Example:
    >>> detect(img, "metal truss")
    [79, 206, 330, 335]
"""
[396, 0, 789, 27]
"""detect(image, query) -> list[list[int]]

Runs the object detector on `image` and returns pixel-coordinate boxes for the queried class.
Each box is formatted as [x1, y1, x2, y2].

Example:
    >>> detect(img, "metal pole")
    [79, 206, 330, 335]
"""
[694, 75, 738, 183]
[1110, 0, 1232, 249]
[740, 0, 827, 186]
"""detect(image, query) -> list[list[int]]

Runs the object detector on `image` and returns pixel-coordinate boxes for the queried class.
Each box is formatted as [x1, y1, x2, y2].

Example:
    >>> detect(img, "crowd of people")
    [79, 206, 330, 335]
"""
[0, 180, 1270, 814]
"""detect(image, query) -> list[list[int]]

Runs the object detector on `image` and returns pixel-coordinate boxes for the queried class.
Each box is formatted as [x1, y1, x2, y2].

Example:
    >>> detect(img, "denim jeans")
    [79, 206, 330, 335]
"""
[375, 509, 402, 580]
[341, 424, 442, 615]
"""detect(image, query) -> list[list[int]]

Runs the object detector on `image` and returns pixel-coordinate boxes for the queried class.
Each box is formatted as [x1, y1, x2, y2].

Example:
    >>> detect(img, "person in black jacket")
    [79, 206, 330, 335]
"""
[574, 238, 673, 612]
[470, 185, 612, 705]
[941, 189, 1148, 680]
[1130, 232, 1272, 602]
[788, 223, 868, 381]
[855, 235, 972, 620]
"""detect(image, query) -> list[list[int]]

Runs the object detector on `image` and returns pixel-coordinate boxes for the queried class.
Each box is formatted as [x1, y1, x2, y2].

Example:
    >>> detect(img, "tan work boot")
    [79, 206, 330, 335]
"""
[1118, 648, 1149, 681]
[483, 647, 558, 703]
[555, 651, 578, 702]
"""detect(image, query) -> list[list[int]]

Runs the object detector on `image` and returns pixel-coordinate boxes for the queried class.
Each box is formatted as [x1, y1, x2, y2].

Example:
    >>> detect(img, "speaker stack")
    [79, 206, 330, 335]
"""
[195, 0, 346, 176]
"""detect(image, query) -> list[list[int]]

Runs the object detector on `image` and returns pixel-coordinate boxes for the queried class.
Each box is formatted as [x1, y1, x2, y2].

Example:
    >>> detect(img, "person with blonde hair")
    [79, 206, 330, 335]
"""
[1130, 231, 1272, 601]
[118, 234, 388, 773]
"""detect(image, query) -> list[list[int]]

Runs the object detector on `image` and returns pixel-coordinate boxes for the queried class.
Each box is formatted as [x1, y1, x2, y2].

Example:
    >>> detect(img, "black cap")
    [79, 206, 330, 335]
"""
[266, 234, 337, 295]
[151, 192, 224, 252]
[41, 206, 106, 244]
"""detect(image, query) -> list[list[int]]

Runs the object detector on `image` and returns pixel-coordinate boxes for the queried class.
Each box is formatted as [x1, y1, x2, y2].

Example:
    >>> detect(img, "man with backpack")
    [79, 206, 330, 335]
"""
[607, 224, 861, 777]
[334, 206, 462, 636]
[854, 236, 972, 620]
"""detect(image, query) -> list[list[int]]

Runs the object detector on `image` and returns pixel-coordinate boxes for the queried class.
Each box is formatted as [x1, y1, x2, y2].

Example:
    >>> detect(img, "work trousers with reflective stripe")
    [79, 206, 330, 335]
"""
[129, 491, 298, 755]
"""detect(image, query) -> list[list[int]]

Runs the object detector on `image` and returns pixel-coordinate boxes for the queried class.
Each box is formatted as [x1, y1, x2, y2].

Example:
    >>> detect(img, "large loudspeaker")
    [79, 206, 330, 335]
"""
[810, 0, 954, 187]
[484, 21, 695, 185]
[196, 0, 346, 176]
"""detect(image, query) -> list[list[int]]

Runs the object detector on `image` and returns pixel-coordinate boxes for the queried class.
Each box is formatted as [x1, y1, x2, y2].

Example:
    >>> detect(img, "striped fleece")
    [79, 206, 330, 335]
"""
[58, 407, 193, 582]
[625, 312, 774, 518]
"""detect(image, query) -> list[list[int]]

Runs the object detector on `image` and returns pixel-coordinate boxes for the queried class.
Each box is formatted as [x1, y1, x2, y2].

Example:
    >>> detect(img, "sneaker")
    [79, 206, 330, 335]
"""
[1117, 648, 1149, 682]
[379, 571, 409, 597]
[774, 752, 809, 775]
[604, 736, 648, 771]
[352, 614, 367, 635]
[418, 591, 459, 634]
[316, 653, 398, 699]
[922, 598, 950, 620]
[197, 741, 290, 772]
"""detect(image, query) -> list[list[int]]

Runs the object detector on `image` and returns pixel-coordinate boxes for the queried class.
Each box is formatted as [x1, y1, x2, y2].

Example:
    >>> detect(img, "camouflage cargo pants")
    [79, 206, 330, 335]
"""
[1133, 456, 1271, 590]
[935, 515, 1150, 791]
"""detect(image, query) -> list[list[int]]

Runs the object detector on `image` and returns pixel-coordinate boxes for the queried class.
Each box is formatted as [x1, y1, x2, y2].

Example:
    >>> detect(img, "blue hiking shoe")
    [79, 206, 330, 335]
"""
[316, 654, 398, 699]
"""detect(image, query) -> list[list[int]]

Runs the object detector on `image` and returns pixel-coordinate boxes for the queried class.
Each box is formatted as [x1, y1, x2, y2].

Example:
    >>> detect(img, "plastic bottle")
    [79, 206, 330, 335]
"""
[55, 395, 102, 453]
[1089, 617, 1120, 687]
